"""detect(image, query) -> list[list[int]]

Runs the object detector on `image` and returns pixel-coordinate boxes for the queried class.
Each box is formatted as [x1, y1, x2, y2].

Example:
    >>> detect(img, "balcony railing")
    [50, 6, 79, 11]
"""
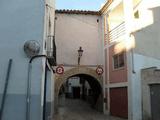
[107, 22, 125, 43]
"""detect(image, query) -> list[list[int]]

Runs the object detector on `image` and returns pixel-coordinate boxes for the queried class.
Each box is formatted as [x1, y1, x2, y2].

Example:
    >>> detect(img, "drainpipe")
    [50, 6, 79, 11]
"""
[131, 48, 136, 74]
[130, 33, 136, 74]
[26, 55, 55, 120]
[26, 61, 31, 120]
[43, 64, 48, 120]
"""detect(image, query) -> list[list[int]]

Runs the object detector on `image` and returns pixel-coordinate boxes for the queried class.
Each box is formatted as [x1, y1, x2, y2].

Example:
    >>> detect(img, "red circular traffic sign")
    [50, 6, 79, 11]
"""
[56, 66, 64, 74]
[96, 66, 103, 75]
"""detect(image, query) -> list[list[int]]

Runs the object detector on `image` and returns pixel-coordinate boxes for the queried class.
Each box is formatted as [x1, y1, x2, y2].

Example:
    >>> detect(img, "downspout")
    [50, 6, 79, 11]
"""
[130, 33, 136, 74]
[26, 55, 55, 120]
[26, 61, 31, 120]
[26, 55, 47, 120]
[53, 16, 57, 62]
[43, 64, 48, 120]
[131, 48, 136, 74]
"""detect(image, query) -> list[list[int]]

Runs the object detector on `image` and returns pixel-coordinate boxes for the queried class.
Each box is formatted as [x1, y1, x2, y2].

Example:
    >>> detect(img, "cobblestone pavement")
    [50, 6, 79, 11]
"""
[54, 98, 126, 120]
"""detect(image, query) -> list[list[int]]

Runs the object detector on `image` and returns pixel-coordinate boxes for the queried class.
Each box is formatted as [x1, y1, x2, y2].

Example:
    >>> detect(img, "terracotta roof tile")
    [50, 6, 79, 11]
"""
[55, 9, 101, 15]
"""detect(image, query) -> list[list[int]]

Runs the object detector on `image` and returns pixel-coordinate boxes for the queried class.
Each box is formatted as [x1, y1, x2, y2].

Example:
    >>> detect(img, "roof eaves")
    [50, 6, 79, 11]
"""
[99, 0, 113, 14]
[55, 9, 101, 15]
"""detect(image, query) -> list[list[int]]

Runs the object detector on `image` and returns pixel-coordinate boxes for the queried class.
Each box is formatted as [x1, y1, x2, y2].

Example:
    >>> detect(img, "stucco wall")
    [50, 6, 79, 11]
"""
[0, 0, 45, 120]
[55, 13, 103, 65]
[134, 7, 160, 60]
[46, 70, 54, 120]
[130, 6, 160, 120]
[141, 67, 160, 120]
[109, 45, 127, 83]
[131, 53, 160, 120]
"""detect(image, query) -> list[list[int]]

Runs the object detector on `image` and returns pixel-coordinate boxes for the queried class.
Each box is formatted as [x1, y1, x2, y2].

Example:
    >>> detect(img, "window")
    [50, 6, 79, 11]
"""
[113, 52, 125, 69]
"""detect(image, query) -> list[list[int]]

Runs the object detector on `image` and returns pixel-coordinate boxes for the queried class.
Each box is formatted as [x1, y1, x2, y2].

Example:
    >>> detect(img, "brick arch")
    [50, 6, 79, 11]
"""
[54, 66, 103, 113]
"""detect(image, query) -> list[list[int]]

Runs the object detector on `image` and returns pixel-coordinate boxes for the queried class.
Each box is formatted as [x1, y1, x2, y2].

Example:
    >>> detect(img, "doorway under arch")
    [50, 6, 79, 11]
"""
[54, 66, 103, 114]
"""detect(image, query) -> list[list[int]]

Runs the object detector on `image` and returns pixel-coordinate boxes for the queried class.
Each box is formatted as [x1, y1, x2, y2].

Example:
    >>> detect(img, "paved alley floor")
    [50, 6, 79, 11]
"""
[54, 98, 126, 120]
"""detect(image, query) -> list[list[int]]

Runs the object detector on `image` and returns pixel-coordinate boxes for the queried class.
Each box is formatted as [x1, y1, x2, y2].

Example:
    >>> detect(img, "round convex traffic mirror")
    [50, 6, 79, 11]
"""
[24, 40, 40, 57]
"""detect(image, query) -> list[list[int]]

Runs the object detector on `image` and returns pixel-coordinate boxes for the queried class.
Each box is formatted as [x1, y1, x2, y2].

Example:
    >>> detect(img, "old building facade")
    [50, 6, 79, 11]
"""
[101, 0, 160, 119]
[54, 10, 105, 113]
[1, 0, 160, 120]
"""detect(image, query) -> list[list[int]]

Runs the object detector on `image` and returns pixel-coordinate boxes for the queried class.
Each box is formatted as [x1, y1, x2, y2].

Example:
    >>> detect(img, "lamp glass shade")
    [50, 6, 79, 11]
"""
[78, 47, 83, 57]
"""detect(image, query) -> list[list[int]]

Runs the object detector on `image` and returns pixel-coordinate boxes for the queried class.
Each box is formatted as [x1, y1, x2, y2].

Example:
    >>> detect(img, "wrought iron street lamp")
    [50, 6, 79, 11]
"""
[78, 46, 83, 65]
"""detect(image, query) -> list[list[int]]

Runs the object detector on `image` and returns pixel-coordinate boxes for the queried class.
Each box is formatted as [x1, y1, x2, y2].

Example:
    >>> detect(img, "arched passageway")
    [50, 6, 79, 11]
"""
[58, 74, 103, 111]
[54, 67, 104, 115]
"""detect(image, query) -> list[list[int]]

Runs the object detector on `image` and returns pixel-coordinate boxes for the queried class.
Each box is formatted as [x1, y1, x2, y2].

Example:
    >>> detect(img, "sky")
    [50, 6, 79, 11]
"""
[56, 0, 107, 11]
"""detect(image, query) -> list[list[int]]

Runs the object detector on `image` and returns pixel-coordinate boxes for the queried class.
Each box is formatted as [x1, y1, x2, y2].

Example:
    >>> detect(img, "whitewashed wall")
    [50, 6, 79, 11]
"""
[55, 13, 103, 66]
[68, 77, 81, 87]
[131, 6, 160, 120]
[0, 0, 53, 120]
[131, 53, 160, 120]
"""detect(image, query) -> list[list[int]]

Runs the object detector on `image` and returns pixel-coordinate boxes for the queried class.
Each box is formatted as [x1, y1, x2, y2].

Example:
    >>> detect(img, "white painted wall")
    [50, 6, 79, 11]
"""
[131, 53, 160, 120]
[68, 77, 81, 87]
[55, 13, 103, 66]
[42, 0, 55, 119]
[128, 6, 160, 120]
[68, 77, 81, 93]
[133, 4, 160, 60]
[0, 0, 55, 120]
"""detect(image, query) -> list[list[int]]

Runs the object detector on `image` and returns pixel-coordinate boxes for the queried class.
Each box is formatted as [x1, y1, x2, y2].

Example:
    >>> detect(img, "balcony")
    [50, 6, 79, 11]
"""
[105, 1, 125, 44]
[107, 21, 125, 43]
[105, 0, 152, 44]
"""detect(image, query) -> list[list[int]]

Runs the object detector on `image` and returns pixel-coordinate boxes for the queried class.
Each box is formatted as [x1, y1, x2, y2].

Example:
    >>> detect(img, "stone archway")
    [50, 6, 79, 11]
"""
[54, 66, 103, 114]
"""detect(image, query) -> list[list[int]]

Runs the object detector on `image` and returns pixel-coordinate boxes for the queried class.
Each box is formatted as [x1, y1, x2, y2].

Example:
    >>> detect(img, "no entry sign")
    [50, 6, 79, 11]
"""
[96, 66, 103, 75]
[56, 66, 64, 74]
